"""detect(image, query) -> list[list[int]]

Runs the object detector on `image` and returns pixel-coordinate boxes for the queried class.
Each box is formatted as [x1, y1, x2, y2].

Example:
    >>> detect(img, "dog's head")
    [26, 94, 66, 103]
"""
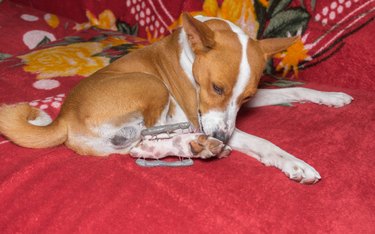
[180, 13, 297, 143]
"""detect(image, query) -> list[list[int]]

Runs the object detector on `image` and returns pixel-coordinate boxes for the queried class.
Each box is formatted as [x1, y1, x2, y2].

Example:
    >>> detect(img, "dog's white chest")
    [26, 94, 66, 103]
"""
[167, 97, 190, 125]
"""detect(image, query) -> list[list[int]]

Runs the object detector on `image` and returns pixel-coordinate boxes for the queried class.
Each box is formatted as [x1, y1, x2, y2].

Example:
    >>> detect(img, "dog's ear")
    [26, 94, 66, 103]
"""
[181, 12, 215, 54]
[258, 36, 299, 60]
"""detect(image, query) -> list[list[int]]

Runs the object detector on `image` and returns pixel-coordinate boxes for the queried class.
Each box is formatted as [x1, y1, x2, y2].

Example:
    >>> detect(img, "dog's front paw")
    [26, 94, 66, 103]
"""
[282, 159, 321, 184]
[189, 135, 225, 159]
[315, 92, 353, 108]
[218, 145, 232, 158]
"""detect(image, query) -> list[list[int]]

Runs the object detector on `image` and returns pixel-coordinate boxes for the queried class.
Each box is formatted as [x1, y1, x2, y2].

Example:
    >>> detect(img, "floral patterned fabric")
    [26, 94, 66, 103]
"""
[0, 1, 77, 55]
[3, 0, 375, 88]
[12, 0, 185, 39]
[17, 35, 147, 80]
[0, 0, 149, 118]
[182, 0, 375, 82]
[0, 32, 147, 119]
[19, 42, 111, 79]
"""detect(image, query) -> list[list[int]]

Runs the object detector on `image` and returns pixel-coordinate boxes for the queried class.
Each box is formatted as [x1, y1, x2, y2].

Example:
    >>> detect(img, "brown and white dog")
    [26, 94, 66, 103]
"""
[0, 13, 352, 184]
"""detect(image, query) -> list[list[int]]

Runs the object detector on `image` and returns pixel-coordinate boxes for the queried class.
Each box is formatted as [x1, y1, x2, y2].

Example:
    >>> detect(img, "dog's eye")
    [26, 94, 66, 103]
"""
[212, 83, 224, 95]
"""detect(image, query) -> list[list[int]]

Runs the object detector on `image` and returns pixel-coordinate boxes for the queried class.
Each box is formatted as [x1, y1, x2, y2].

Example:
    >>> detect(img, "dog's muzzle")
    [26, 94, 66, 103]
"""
[212, 130, 229, 144]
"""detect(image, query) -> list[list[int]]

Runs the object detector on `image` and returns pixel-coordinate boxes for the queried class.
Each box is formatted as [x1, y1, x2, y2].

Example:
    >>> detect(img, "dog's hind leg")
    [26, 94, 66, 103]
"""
[109, 117, 145, 150]
[228, 128, 321, 184]
[247, 87, 353, 108]
[66, 114, 146, 156]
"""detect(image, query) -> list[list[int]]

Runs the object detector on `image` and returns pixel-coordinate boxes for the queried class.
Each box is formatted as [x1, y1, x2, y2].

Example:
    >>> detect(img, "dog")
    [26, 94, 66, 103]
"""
[0, 13, 353, 184]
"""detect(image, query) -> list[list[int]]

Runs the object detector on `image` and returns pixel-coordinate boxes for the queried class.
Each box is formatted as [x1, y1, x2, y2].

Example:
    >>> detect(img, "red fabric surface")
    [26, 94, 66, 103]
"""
[12, 0, 185, 38]
[0, 1, 77, 55]
[9, 0, 374, 91]
[0, 83, 374, 233]
[300, 21, 375, 90]
[1, 0, 375, 233]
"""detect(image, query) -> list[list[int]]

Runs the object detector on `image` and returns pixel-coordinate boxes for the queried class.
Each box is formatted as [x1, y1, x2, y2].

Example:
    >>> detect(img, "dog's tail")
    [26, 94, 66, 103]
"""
[0, 103, 67, 148]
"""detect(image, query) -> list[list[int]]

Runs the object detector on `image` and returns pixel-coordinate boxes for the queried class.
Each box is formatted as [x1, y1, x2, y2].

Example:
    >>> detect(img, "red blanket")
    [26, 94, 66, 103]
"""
[1, 83, 374, 233]
[0, 0, 374, 233]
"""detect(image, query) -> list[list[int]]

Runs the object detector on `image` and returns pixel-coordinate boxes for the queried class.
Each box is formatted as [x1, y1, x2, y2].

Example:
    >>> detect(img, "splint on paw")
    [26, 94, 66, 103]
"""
[129, 122, 231, 167]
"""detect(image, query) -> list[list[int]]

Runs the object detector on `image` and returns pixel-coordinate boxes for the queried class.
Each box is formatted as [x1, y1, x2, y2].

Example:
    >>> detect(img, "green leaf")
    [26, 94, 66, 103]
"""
[89, 34, 108, 42]
[131, 24, 139, 36]
[110, 55, 124, 63]
[268, 0, 292, 16]
[0, 53, 12, 61]
[311, 0, 316, 11]
[111, 44, 135, 51]
[263, 8, 310, 38]
[274, 102, 294, 107]
[265, 59, 275, 75]
[92, 52, 109, 57]
[265, 79, 305, 88]
[254, 0, 268, 39]
[40, 41, 72, 48]
[116, 20, 138, 36]
[101, 31, 124, 36]
[299, 0, 305, 8]
[64, 36, 85, 42]
[36, 36, 51, 48]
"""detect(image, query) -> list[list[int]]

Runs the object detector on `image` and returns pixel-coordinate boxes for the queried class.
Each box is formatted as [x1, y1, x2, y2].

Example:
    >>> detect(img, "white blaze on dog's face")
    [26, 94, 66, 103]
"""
[180, 13, 298, 143]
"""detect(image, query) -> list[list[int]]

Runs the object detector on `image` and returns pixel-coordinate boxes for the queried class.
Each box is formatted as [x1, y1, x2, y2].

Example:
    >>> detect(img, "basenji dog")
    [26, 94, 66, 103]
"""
[0, 13, 352, 184]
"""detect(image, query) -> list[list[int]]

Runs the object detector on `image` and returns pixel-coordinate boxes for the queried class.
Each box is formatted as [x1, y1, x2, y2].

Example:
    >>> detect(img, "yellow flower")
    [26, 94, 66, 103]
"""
[74, 9, 117, 31]
[203, 0, 219, 16]
[274, 37, 311, 78]
[44, 13, 60, 29]
[100, 36, 129, 47]
[221, 0, 244, 22]
[259, 0, 269, 8]
[18, 42, 110, 79]
[170, 0, 261, 38]
[146, 27, 164, 43]
[100, 36, 145, 51]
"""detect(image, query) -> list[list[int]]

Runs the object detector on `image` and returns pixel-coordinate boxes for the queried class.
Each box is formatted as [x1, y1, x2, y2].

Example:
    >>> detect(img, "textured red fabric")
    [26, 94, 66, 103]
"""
[0, 83, 374, 233]
[0, 1, 77, 55]
[11, 0, 185, 38]
[1, 0, 375, 233]
[300, 21, 375, 90]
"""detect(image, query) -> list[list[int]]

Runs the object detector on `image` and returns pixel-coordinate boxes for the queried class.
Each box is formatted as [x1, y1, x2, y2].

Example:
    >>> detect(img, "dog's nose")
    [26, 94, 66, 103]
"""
[212, 131, 228, 143]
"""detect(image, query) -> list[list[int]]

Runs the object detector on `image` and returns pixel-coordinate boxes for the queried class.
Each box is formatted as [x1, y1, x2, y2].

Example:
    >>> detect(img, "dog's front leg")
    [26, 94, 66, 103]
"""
[130, 133, 227, 160]
[228, 128, 321, 184]
[247, 87, 353, 108]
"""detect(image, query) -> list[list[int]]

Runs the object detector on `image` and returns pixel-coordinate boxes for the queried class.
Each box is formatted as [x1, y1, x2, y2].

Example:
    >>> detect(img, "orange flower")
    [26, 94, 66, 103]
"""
[203, 0, 219, 16]
[74, 9, 117, 31]
[146, 27, 164, 43]
[221, 0, 245, 22]
[259, 0, 269, 8]
[100, 36, 129, 47]
[170, 0, 261, 39]
[274, 36, 312, 78]
[44, 13, 60, 29]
